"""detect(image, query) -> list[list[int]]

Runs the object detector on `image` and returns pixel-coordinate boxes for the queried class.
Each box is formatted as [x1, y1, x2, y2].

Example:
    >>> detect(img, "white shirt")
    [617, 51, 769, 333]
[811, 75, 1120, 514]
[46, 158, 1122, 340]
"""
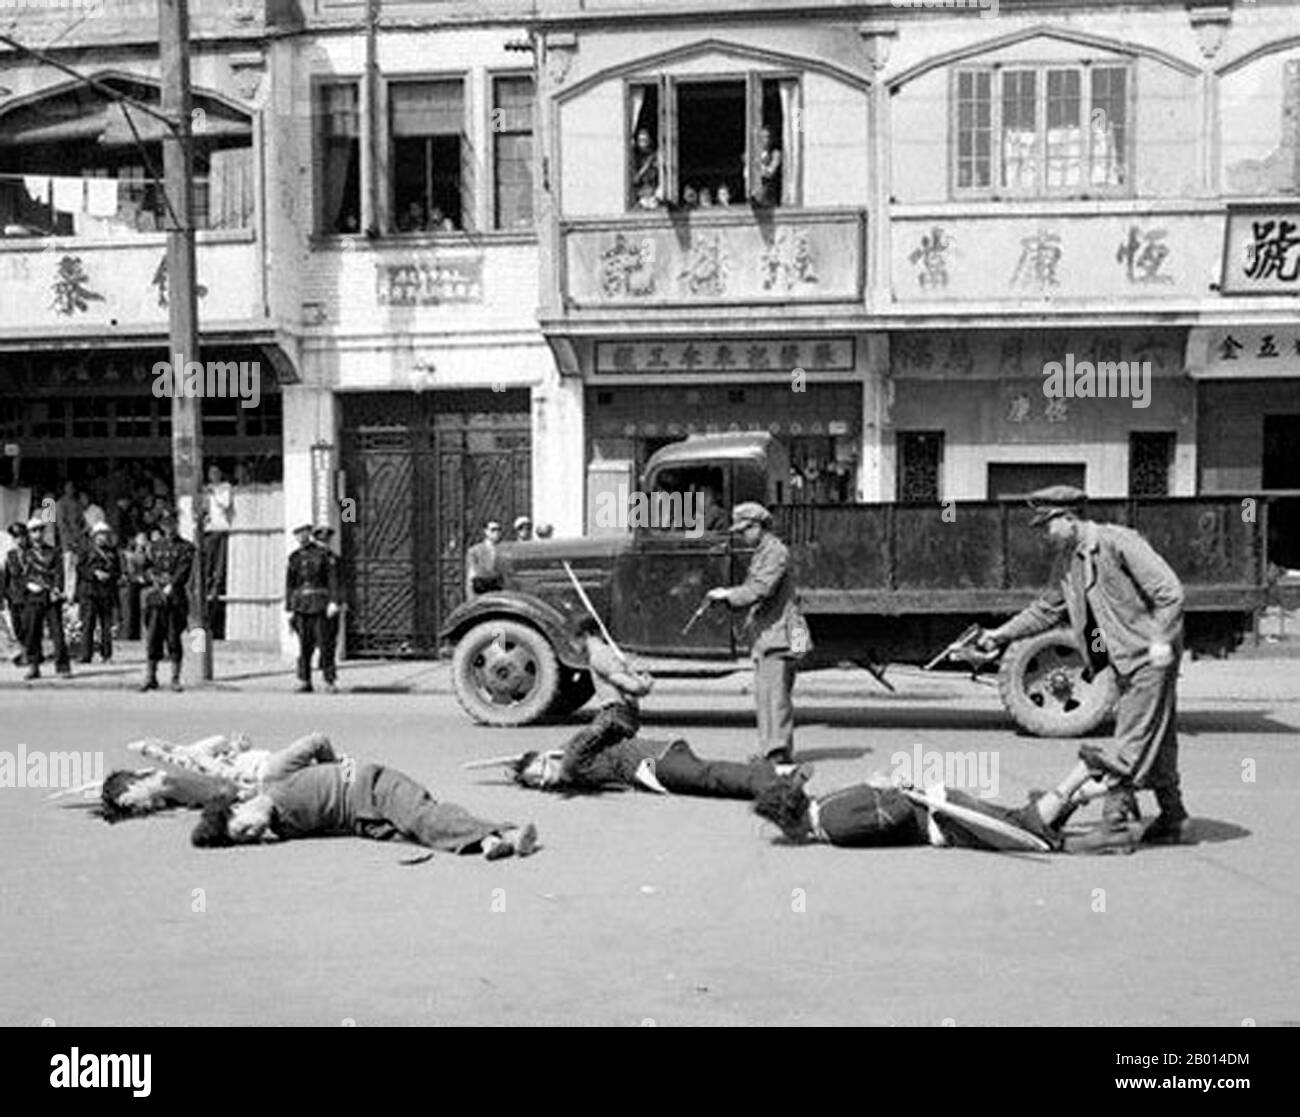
[205, 483, 234, 532]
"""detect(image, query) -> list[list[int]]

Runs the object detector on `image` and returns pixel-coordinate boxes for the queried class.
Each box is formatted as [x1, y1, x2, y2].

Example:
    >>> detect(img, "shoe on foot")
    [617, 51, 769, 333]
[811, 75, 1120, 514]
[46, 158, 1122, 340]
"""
[776, 762, 814, 785]
[56, 666, 71, 677]
[1143, 814, 1193, 845]
[324, 683, 338, 694]
[24, 666, 40, 681]
[483, 835, 515, 861]
[140, 678, 158, 692]
[513, 823, 538, 857]
[170, 680, 184, 692]
[295, 682, 313, 694]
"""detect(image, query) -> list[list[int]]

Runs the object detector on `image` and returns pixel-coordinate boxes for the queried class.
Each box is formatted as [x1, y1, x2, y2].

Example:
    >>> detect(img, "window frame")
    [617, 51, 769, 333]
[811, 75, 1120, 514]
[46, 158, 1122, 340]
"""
[385, 71, 472, 236]
[487, 68, 536, 234]
[311, 76, 364, 237]
[624, 70, 804, 211]
[949, 60, 1135, 201]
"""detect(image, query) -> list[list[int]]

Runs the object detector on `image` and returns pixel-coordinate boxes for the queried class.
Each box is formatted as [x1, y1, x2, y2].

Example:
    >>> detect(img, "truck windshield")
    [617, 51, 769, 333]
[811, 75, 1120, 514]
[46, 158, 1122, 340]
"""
[644, 465, 729, 533]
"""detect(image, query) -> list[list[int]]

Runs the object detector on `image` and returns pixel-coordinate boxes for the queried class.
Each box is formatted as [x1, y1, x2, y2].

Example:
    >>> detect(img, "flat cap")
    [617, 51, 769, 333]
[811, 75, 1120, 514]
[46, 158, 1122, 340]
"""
[26, 515, 46, 530]
[293, 522, 314, 535]
[91, 522, 112, 535]
[312, 524, 335, 539]
[513, 515, 532, 529]
[729, 501, 772, 532]
[1028, 484, 1086, 526]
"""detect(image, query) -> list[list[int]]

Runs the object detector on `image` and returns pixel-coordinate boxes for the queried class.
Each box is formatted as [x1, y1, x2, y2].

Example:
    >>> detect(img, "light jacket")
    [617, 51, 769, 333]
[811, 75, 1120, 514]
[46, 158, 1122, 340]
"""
[998, 521, 1184, 677]
[724, 531, 800, 658]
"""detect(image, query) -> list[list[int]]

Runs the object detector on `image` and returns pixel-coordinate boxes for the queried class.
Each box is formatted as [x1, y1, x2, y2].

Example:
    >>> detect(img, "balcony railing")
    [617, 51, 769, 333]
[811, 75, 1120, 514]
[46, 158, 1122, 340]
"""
[0, 172, 252, 241]
[559, 207, 866, 310]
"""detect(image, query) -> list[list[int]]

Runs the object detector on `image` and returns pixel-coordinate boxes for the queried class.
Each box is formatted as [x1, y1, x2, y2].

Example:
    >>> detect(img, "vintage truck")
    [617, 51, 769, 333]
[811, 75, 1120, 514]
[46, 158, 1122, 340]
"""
[439, 432, 1284, 737]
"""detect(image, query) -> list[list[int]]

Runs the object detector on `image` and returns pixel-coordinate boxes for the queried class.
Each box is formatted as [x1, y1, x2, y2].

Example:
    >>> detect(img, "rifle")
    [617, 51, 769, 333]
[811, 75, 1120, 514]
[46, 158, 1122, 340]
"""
[923, 623, 999, 682]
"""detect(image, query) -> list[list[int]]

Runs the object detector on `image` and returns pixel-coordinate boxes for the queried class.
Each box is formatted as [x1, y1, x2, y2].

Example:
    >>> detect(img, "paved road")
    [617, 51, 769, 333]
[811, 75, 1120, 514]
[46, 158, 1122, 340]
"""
[2, 666, 1298, 1026]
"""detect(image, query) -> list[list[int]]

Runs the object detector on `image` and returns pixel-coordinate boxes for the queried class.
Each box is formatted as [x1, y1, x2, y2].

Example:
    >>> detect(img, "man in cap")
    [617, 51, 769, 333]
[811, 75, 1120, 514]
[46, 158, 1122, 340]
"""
[513, 515, 533, 543]
[706, 501, 808, 765]
[77, 522, 121, 664]
[20, 515, 71, 680]
[3, 521, 30, 664]
[975, 485, 1191, 844]
[285, 522, 339, 693]
[140, 508, 196, 692]
[311, 523, 343, 693]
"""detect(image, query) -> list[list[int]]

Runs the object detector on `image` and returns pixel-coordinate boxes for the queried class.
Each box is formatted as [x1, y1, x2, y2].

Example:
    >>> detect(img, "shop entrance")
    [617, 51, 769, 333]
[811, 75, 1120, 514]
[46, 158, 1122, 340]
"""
[339, 390, 531, 657]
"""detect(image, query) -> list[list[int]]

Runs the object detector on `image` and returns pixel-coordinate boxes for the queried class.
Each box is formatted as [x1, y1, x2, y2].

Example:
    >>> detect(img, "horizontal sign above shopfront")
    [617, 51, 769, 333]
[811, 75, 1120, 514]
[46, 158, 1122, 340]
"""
[1187, 326, 1300, 378]
[594, 337, 855, 376]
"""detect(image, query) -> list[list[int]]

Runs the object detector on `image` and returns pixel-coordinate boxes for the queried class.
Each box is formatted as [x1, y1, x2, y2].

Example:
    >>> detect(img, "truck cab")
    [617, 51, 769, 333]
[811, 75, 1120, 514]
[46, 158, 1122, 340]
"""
[612, 433, 789, 658]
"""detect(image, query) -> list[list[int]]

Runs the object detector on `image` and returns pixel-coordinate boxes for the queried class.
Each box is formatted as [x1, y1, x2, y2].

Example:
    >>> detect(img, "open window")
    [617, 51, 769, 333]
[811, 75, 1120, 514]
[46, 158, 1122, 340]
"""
[316, 81, 361, 234]
[389, 78, 472, 233]
[644, 464, 729, 534]
[627, 73, 800, 210]
[0, 76, 253, 239]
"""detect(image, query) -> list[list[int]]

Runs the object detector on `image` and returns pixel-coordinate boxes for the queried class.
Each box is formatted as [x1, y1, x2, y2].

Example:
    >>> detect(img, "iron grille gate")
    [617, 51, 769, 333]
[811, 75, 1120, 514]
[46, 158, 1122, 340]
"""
[340, 390, 531, 657]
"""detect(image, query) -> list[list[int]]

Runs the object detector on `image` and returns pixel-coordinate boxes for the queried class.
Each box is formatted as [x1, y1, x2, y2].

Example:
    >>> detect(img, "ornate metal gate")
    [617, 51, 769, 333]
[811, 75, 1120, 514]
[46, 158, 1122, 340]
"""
[340, 390, 531, 657]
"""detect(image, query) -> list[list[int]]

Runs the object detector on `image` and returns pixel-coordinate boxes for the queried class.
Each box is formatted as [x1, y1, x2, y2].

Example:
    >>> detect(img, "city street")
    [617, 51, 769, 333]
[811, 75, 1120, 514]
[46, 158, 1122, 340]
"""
[2, 658, 1298, 1027]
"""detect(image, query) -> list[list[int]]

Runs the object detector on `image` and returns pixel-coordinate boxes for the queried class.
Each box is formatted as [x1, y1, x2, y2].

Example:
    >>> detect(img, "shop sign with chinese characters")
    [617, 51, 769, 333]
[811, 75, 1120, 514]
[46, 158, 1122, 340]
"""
[1220, 207, 1300, 296]
[594, 338, 855, 376]
[892, 214, 1218, 302]
[376, 257, 484, 306]
[1189, 327, 1300, 379]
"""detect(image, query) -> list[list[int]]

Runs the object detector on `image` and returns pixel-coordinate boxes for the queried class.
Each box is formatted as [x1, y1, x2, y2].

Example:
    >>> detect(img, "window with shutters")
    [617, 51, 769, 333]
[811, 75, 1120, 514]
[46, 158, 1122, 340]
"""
[389, 78, 471, 233]
[492, 75, 534, 231]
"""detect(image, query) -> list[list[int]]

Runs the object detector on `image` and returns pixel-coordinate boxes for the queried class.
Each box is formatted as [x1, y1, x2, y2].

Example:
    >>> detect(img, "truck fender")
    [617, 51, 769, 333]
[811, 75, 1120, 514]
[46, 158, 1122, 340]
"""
[439, 592, 583, 668]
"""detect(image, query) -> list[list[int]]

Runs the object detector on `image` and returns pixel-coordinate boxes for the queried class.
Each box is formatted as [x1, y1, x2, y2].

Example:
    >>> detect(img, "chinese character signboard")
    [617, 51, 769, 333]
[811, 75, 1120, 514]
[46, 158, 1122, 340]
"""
[564, 212, 864, 307]
[594, 338, 855, 376]
[1220, 207, 1300, 296]
[1188, 326, 1300, 378]
[892, 214, 1218, 303]
[376, 257, 484, 305]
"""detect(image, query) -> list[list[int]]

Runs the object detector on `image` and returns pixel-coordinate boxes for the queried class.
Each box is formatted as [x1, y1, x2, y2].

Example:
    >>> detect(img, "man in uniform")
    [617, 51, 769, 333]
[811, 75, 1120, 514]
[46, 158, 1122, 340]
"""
[311, 523, 343, 693]
[77, 522, 121, 663]
[3, 521, 30, 665]
[286, 522, 339, 693]
[140, 508, 196, 693]
[706, 502, 807, 764]
[976, 485, 1190, 844]
[20, 515, 71, 680]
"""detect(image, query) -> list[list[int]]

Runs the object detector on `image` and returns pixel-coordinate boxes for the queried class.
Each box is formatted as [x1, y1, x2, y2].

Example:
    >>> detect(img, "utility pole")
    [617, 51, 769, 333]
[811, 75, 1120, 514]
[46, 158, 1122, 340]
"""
[160, 0, 211, 680]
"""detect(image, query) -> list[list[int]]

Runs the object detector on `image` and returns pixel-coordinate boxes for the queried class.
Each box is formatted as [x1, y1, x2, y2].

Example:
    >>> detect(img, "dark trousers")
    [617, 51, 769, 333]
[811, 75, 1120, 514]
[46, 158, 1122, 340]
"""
[79, 596, 114, 661]
[121, 583, 143, 640]
[561, 703, 639, 781]
[354, 764, 505, 852]
[6, 601, 27, 653]
[144, 601, 186, 666]
[294, 611, 336, 684]
[654, 740, 784, 799]
[204, 533, 228, 640]
[1112, 659, 1184, 818]
[22, 599, 69, 669]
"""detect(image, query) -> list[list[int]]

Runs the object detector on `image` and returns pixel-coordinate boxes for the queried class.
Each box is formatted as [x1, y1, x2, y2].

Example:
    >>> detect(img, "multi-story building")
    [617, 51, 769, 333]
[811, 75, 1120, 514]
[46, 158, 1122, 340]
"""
[531, 0, 1300, 565]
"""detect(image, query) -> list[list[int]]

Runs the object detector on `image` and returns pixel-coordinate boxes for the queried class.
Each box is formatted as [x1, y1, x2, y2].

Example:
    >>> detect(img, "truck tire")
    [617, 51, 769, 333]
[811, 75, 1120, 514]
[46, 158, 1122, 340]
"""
[452, 620, 560, 727]
[548, 668, 595, 717]
[997, 630, 1118, 738]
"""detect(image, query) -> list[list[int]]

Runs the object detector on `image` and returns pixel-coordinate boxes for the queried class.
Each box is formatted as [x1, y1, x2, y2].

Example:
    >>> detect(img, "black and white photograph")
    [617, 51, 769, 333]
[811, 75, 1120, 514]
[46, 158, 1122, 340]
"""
[0, 0, 1295, 1077]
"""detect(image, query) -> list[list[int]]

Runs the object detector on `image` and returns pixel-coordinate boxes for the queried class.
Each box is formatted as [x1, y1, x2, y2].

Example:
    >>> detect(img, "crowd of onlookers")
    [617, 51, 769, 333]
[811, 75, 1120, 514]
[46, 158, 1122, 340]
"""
[631, 125, 784, 211]
[1, 465, 235, 671]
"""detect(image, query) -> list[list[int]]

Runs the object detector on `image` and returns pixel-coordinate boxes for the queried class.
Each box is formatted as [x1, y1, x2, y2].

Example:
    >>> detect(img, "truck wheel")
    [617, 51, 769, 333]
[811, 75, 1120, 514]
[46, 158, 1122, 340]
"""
[548, 669, 595, 717]
[452, 620, 560, 727]
[997, 630, 1118, 738]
